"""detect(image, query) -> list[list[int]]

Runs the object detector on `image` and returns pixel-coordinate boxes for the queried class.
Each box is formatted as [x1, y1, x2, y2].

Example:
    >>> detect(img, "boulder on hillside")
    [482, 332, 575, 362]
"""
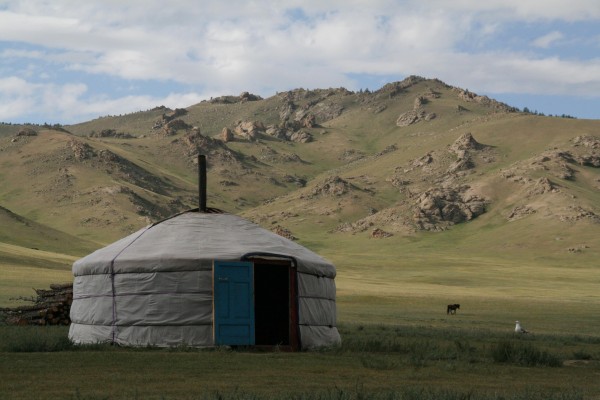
[265, 125, 288, 140]
[446, 133, 487, 173]
[449, 132, 484, 153]
[221, 127, 234, 142]
[396, 109, 422, 127]
[412, 186, 487, 231]
[289, 130, 313, 143]
[234, 120, 265, 141]
[396, 95, 436, 127]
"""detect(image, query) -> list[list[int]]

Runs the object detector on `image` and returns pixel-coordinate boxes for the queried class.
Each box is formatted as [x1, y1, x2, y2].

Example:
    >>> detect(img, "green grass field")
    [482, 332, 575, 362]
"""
[0, 324, 598, 399]
[2, 245, 600, 399]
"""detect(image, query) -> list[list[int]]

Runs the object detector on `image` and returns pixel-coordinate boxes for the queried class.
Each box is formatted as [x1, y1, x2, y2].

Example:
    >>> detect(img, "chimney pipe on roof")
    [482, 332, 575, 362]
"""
[198, 154, 207, 212]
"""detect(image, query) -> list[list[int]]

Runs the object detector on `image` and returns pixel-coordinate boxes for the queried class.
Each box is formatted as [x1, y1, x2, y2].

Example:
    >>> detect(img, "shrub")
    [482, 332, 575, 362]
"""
[491, 340, 562, 367]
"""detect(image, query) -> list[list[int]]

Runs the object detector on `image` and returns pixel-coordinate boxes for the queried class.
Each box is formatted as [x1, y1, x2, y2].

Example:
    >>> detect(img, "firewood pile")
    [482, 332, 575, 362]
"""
[0, 283, 73, 326]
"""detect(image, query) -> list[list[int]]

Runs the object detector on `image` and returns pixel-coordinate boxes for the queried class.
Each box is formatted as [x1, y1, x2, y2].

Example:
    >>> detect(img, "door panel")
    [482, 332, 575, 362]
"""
[214, 261, 255, 345]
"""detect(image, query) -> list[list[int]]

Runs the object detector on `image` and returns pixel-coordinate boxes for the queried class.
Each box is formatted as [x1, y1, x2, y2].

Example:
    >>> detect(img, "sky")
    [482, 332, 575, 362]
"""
[0, 0, 599, 125]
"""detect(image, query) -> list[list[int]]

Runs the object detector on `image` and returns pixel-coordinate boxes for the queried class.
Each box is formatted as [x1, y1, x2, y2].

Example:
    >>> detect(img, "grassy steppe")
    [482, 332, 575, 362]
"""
[1, 78, 599, 398]
[0, 324, 598, 399]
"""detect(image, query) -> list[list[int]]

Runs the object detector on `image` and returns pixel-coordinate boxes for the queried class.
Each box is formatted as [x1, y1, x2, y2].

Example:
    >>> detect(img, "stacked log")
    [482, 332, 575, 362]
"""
[0, 283, 73, 326]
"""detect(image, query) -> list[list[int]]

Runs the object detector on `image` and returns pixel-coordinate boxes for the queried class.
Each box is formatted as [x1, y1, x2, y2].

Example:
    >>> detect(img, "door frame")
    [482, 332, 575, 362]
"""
[241, 254, 300, 351]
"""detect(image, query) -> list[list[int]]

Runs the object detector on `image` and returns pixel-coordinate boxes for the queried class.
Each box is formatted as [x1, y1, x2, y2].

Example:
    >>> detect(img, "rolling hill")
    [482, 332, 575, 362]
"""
[1, 76, 599, 322]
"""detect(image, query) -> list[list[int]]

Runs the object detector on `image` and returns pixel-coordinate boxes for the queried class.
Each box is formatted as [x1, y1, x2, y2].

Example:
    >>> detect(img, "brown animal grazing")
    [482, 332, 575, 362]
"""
[447, 304, 460, 315]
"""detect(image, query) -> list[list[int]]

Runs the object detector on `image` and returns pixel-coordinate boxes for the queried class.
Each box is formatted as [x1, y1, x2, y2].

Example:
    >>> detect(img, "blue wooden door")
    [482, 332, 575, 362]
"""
[214, 261, 255, 345]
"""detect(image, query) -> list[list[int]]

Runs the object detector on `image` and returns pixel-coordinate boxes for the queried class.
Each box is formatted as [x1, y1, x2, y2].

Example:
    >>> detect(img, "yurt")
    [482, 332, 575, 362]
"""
[69, 159, 341, 350]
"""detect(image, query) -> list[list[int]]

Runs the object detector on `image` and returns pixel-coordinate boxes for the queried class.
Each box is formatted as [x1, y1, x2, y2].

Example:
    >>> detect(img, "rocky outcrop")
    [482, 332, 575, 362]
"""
[305, 102, 344, 123]
[209, 92, 263, 104]
[152, 108, 190, 135]
[412, 186, 487, 231]
[170, 129, 242, 169]
[507, 206, 536, 221]
[180, 130, 222, 155]
[274, 88, 347, 139]
[166, 119, 192, 134]
[234, 120, 265, 141]
[396, 108, 436, 127]
[571, 135, 600, 167]
[527, 177, 560, 195]
[306, 176, 356, 198]
[239, 91, 262, 102]
[221, 127, 234, 142]
[396, 94, 436, 127]
[164, 108, 188, 121]
[375, 76, 430, 98]
[576, 154, 600, 167]
[447, 133, 485, 173]
[572, 135, 600, 149]
[264, 124, 313, 143]
[449, 132, 483, 154]
[272, 225, 296, 241]
[371, 228, 393, 238]
[558, 206, 600, 223]
[69, 140, 95, 161]
[288, 130, 312, 143]
[501, 136, 600, 191]
[453, 88, 517, 112]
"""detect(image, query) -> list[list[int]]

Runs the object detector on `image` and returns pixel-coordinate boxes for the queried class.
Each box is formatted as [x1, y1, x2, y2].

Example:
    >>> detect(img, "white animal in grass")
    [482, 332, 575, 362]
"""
[515, 320, 529, 334]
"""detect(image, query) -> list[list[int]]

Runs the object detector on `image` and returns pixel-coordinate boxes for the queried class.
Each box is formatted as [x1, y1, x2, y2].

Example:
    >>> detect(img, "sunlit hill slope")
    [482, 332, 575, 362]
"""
[1, 76, 598, 322]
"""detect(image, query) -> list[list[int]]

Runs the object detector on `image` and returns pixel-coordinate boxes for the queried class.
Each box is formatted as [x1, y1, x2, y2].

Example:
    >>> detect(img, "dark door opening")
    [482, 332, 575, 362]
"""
[253, 260, 298, 349]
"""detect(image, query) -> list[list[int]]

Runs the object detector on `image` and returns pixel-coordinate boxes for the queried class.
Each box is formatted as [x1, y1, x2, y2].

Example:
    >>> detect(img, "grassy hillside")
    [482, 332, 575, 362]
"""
[0, 206, 98, 255]
[0, 76, 598, 315]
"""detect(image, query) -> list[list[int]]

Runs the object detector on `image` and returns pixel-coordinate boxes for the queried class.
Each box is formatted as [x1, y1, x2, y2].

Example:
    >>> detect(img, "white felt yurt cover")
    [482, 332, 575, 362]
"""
[69, 211, 341, 349]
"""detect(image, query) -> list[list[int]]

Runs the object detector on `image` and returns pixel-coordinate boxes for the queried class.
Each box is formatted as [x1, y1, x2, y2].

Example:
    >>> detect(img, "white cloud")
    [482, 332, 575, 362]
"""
[532, 31, 564, 48]
[428, 0, 600, 21]
[0, 0, 599, 123]
[0, 75, 207, 123]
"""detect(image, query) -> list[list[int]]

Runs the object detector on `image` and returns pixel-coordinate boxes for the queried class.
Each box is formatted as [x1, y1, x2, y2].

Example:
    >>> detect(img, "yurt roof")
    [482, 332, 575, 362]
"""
[73, 211, 335, 278]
